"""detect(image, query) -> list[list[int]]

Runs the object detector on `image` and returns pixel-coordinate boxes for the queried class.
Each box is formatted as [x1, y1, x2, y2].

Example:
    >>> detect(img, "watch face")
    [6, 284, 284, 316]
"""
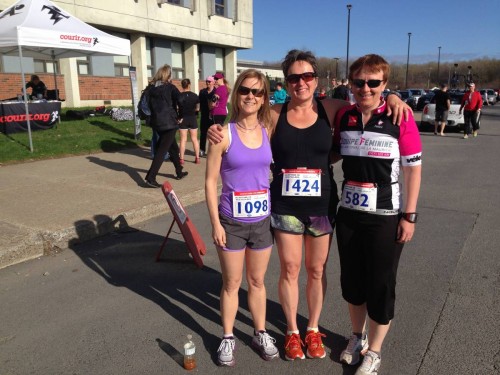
[405, 213, 418, 223]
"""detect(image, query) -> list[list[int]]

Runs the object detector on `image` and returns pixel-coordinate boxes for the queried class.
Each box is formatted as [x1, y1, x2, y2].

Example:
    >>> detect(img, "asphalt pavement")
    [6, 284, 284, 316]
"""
[0, 108, 499, 374]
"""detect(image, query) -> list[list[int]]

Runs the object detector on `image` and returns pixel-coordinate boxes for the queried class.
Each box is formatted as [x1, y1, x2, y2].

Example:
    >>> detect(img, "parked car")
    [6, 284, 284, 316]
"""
[407, 89, 426, 110]
[420, 92, 465, 131]
[396, 90, 416, 109]
[479, 89, 496, 105]
[416, 92, 435, 111]
[269, 94, 275, 106]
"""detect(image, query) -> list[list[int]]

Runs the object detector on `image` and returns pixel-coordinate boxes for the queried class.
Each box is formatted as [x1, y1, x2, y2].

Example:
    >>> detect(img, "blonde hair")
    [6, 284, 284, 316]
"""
[229, 69, 271, 128]
[150, 64, 172, 84]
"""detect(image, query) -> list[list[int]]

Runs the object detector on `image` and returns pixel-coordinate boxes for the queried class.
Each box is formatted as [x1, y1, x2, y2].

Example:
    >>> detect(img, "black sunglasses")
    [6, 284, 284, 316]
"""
[352, 79, 384, 88]
[237, 85, 265, 97]
[285, 72, 318, 84]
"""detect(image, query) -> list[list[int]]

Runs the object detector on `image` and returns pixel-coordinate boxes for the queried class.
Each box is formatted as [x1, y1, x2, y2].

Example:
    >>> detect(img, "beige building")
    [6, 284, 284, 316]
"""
[0, 0, 253, 106]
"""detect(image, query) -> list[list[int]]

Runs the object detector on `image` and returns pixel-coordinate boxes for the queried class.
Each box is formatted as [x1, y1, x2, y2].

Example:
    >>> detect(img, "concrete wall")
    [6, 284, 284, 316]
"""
[0, 0, 253, 107]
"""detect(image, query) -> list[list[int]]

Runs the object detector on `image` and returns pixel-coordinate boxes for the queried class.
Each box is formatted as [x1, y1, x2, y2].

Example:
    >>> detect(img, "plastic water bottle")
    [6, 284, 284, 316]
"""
[183, 334, 196, 370]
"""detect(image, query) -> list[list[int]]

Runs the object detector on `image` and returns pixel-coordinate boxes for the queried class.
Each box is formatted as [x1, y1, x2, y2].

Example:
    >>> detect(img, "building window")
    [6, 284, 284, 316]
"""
[34, 59, 59, 74]
[215, 47, 224, 72]
[76, 57, 90, 75]
[166, 0, 195, 8]
[146, 38, 154, 78]
[215, 0, 224, 16]
[171, 41, 184, 79]
[114, 55, 129, 77]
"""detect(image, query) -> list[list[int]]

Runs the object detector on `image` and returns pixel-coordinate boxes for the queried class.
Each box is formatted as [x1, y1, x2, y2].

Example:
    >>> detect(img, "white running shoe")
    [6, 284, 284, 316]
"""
[217, 337, 236, 366]
[355, 350, 381, 375]
[340, 333, 368, 365]
[251, 331, 279, 360]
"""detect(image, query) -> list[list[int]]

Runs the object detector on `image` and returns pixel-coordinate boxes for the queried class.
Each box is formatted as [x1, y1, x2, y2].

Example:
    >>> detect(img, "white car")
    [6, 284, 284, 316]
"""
[420, 92, 465, 131]
[479, 89, 496, 105]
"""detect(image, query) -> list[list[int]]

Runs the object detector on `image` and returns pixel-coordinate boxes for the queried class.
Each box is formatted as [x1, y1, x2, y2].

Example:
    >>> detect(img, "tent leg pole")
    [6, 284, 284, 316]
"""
[18, 45, 33, 153]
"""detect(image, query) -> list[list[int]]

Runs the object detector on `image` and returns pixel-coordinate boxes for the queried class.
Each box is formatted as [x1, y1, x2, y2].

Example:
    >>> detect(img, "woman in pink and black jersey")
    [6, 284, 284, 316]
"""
[333, 54, 422, 375]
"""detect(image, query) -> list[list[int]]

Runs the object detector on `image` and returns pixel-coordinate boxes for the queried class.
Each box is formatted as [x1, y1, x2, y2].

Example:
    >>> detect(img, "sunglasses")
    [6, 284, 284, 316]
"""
[352, 79, 384, 88]
[285, 72, 317, 84]
[237, 85, 265, 97]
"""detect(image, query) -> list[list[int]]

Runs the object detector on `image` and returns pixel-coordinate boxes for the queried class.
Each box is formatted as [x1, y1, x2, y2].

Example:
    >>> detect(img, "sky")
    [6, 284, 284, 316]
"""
[238, 0, 500, 69]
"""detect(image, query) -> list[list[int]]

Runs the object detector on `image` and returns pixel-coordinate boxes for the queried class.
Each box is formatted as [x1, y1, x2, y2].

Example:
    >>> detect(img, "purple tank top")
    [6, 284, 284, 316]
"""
[219, 123, 272, 223]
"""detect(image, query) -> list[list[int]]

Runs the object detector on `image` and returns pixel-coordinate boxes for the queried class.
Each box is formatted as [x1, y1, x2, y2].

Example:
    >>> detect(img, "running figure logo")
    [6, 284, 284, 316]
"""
[42, 5, 69, 25]
[50, 111, 59, 124]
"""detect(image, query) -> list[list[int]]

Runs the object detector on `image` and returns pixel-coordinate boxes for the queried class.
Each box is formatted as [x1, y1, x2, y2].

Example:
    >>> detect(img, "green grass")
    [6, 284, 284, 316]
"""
[0, 108, 153, 165]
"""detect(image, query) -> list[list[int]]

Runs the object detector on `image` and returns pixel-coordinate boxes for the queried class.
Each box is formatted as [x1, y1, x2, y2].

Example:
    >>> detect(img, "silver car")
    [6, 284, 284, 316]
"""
[420, 92, 465, 131]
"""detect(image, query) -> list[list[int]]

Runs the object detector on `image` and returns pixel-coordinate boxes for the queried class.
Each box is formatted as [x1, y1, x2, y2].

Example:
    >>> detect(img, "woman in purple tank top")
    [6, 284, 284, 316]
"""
[205, 69, 279, 366]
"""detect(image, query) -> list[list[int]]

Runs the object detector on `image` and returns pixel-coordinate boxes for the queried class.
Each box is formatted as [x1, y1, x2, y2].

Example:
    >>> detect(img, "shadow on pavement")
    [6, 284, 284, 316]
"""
[68, 213, 348, 368]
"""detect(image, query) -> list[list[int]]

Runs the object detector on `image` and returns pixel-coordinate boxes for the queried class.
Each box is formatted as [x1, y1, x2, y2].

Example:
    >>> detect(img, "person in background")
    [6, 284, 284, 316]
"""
[459, 82, 482, 139]
[317, 87, 327, 100]
[273, 82, 287, 104]
[333, 54, 422, 375]
[178, 78, 201, 165]
[205, 69, 279, 366]
[25, 75, 47, 100]
[211, 72, 229, 126]
[144, 64, 188, 188]
[207, 50, 411, 363]
[433, 82, 450, 136]
[332, 78, 349, 101]
[198, 76, 216, 157]
[329, 77, 338, 98]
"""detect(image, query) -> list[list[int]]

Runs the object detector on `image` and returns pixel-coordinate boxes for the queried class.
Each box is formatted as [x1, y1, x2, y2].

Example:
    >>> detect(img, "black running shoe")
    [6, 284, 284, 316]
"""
[175, 171, 189, 180]
[145, 179, 161, 188]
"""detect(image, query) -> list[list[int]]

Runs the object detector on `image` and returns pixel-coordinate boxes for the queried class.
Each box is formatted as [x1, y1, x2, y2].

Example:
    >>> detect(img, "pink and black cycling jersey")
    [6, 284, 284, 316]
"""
[333, 100, 422, 211]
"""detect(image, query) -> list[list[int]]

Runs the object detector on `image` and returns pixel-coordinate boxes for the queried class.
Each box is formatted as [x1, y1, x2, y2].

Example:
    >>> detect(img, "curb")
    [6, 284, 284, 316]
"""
[0, 188, 206, 270]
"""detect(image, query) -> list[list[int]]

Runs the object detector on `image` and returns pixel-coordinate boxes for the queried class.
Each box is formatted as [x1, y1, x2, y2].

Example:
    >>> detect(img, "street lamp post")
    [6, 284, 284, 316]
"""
[334, 57, 339, 81]
[452, 63, 458, 88]
[405, 32, 411, 89]
[346, 4, 352, 78]
[467, 65, 472, 85]
[437, 46, 441, 84]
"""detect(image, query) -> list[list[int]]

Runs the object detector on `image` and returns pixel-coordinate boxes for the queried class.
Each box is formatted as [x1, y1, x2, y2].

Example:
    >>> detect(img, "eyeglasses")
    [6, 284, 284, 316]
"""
[352, 79, 384, 88]
[285, 72, 317, 84]
[206, 81, 212, 83]
[237, 85, 265, 97]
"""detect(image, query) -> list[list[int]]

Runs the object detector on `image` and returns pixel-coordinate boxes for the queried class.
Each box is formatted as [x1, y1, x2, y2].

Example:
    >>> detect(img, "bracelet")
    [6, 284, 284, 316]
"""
[386, 91, 401, 99]
[402, 212, 418, 223]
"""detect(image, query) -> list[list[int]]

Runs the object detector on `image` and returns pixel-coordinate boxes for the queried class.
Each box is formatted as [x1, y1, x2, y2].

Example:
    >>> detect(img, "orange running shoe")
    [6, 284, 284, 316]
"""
[284, 333, 305, 361]
[305, 330, 326, 359]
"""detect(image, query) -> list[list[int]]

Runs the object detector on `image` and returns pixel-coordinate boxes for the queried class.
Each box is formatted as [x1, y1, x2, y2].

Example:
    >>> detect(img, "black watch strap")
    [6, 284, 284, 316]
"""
[402, 212, 418, 223]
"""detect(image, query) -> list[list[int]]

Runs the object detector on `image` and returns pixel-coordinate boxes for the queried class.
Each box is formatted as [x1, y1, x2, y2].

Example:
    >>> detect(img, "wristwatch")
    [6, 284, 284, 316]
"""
[402, 212, 418, 223]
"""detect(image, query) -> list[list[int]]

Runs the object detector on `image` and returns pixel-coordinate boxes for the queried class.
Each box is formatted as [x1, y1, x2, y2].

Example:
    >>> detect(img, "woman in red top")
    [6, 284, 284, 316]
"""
[459, 82, 482, 138]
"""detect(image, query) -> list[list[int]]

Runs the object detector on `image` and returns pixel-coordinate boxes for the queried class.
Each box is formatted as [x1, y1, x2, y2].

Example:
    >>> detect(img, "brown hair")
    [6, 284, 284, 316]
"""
[281, 49, 318, 78]
[349, 54, 390, 82]
[229, 69, 271, 128]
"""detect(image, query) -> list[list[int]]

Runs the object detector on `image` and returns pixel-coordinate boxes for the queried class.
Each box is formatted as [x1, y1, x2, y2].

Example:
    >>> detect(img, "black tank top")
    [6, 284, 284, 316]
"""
[270, 100, 333, 216]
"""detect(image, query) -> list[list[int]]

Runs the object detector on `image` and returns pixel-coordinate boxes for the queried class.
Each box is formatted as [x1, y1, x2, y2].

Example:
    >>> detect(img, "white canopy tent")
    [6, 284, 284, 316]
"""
[0, 0, 131, 151]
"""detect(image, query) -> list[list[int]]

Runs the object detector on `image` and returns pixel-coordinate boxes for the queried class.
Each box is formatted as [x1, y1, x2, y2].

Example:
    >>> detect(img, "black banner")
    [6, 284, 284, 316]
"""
[0, 102, 61, 134]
